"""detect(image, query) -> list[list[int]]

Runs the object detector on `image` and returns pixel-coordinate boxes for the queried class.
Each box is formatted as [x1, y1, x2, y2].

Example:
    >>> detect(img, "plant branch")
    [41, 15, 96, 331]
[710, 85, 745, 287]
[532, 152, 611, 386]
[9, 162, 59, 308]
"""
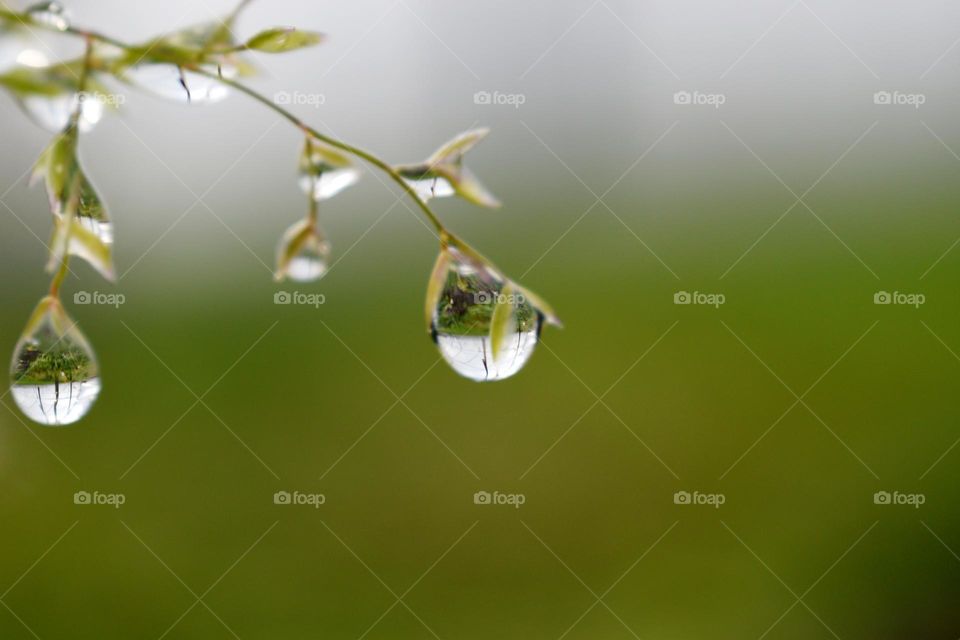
[187, 66, 449, 237]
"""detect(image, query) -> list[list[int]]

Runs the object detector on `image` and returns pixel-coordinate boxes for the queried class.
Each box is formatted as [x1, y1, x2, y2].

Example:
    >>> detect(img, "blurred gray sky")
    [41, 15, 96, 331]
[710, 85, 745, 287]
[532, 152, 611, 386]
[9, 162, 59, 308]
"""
[1, 0, 958, 258]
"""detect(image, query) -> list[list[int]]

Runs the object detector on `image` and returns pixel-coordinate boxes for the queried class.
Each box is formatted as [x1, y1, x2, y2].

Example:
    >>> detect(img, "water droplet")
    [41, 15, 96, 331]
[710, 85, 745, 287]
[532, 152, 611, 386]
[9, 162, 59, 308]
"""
[298, 169, 360, 201]
[9, 298, 100, 426]
[26, 1, 70, 31]
[0, 26, 49, 71]
[20, 91, 104, 133]
[430, 248, 541, 382]
[275, 219, 330, 283]
[125, 64, 233, 104]
[298, 142, 360, 201]
[404, 175, 455, 202]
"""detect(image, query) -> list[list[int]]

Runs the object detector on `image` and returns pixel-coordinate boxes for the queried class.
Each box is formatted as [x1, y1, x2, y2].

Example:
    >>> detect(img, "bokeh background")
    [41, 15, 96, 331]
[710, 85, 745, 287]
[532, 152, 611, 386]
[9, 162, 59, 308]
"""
[2, 0, 960, 637]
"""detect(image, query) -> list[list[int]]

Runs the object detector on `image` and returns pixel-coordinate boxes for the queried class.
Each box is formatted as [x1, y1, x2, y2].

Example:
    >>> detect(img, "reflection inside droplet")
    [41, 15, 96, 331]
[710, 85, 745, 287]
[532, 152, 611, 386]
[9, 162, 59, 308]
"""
[404, 176, 455, 201]
[298, 168, 360, 201]
[10, 301, 100, 426]
[434, 325, 540, 382]
[125, 65, 232, 104]
[430, 248, 541, 382]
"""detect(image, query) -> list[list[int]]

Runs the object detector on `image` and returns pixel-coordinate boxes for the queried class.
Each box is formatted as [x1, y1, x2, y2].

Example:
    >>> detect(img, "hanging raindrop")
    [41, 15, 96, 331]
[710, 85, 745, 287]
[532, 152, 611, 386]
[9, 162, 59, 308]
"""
[125, 64, 234, 104]
[26, 1, 70, 31]
[429, 248, 542, 382]
[298, 141, 360, 201]
[9, 297, 100, 426]
[20, 91, 104, 133]
[403, 174, 455, 202]
[275, 218, 330, 283]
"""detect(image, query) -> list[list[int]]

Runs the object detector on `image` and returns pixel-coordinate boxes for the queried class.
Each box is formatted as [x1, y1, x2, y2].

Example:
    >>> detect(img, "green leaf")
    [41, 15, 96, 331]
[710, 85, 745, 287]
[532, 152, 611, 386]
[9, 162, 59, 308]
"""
[0, 67, 71, 97]
[489, 282, 516, 362]
[246, 27, 324, 53]
[436, 165, 501, 208]
[427, 128, 490, 167]
[300, 139, 353, 175]
[32, 130, 78, 208]
[424, 249, 451, 331]
[514, 283, 562, 328]
[48, 213, 116, 282]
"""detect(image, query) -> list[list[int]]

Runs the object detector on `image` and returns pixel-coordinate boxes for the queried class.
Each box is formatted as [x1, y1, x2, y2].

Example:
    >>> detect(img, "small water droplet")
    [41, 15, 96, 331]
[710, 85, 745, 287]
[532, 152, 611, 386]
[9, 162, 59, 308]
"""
[26, 1, 70, 31]
[404, 175, 455, 202]
[20, 91, 104, 133]
[0, 26, 49, 71]
[126, 65, 233, 104]
[430, 249, 541, 382]
[10, 298, 100, 426]
[275, 220, 330, 283]
[298, 169, 360, 201]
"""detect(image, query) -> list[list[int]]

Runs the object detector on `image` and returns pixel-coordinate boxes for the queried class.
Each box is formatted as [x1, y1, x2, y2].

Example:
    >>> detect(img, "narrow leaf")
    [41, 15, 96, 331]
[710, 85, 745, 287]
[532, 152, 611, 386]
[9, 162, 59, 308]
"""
[489, 282, 516, 362]
[427, 128, 490, 167]
[424, 250, 451, 331]
[247, 27, 324, 53]
[275, 218, 316, 281]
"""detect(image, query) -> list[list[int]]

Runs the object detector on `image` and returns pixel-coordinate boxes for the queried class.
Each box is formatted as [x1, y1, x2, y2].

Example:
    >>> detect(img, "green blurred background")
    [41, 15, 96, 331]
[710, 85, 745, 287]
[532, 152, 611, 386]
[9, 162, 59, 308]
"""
[2, 0, 960, 638]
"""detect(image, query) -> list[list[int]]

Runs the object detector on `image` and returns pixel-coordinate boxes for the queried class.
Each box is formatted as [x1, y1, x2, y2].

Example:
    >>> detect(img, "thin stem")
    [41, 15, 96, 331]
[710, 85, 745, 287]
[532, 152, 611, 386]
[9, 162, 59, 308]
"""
[186, 67, 448, 237]
[49, 37, 95, 299]
[11, 9, 473, 252]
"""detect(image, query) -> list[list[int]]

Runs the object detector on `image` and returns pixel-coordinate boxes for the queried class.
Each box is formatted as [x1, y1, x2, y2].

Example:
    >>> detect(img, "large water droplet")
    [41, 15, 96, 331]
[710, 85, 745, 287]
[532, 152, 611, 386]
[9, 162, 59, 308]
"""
[26, 1, 70, 31]
[9, 298, 100, 426]
[404, 175, 455, 202]
[125, 64, 233, 104]
[430, 249, 541, 382]
[20, 91, 104, 133]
